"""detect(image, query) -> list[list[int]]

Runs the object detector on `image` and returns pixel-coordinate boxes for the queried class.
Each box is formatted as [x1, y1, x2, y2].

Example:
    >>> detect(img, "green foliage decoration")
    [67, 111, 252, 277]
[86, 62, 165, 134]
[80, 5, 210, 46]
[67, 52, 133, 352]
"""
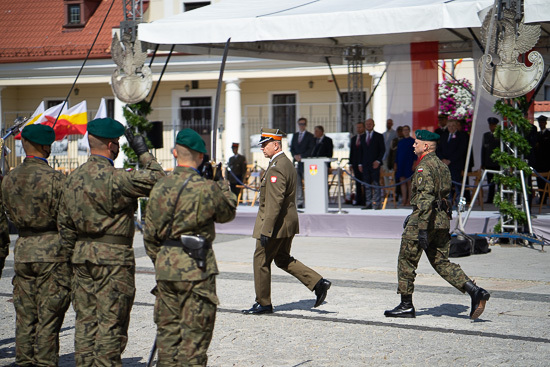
[121, 101, 154, 168]
[490, 98, 533, 230]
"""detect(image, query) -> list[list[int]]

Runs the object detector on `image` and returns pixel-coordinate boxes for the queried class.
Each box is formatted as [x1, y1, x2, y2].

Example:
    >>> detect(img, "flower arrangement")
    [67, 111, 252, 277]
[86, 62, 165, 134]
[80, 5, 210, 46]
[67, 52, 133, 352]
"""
[438, 78, 474, 131]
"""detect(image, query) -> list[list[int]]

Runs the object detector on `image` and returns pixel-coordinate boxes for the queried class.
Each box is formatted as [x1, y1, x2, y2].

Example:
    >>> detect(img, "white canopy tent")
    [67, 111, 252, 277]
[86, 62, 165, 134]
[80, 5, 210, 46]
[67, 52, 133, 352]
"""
[138, 0, 550, 63]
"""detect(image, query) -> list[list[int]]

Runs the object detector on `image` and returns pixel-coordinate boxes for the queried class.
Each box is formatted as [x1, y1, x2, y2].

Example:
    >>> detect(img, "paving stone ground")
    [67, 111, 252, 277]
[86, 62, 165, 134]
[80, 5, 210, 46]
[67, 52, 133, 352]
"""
[0, 231, 549, 366]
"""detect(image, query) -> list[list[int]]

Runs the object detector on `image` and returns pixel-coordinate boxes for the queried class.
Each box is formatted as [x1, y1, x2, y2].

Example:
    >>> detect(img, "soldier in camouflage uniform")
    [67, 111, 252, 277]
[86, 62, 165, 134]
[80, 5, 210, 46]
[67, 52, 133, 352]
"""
[0, 186, 10, 279]
[2, 124, 71, 366]
[58, 118, 165, 366]
[384, 130, 490, 320]
[144, 128, 236, 366]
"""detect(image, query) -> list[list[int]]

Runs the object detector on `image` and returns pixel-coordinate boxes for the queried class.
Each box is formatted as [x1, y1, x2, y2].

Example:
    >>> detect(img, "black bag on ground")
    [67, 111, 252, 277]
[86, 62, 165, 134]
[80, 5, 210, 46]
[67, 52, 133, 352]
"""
[450, 235, 471, 257]
[470, 234, 491, 254]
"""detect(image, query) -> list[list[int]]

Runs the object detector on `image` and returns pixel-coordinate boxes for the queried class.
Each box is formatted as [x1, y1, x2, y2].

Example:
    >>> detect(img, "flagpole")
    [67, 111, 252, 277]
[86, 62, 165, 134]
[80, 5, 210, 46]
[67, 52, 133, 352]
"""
[52, 0, 117, 128]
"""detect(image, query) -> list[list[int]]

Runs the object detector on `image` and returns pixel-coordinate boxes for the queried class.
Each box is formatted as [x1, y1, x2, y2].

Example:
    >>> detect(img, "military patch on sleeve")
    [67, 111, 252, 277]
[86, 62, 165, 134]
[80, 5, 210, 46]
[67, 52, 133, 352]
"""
[418, 176, 423, 185]
[417, 168, 423, 172]
[270, 176, 277, 183]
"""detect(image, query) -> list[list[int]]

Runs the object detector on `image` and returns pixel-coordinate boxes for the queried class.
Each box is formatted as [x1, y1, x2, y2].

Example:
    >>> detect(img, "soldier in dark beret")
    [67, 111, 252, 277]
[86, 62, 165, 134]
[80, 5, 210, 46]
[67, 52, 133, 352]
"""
[482, 117, 500, 203]
[385, 130, 490, 320]
[58, 117, 165, 366]
[144, 128, 236, 366]
[2, 124, 71, 366]
[242, 128, 331, 315]
[226, 142, 248, 197]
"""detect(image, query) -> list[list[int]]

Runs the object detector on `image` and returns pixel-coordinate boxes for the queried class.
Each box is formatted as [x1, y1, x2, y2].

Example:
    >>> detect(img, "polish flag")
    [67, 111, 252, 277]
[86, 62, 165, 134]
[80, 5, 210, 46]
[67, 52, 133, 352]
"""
[384, 42, 439, 132]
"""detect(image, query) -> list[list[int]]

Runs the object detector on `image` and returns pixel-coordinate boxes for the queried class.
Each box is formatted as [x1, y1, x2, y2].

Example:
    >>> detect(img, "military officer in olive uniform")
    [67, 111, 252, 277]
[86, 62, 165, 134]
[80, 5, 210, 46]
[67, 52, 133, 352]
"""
[0, 187, 10, 279]
[144, 128, 236, 366]
[58, 118, 165, 366]
[226, 142, 247, 197]
[243, 128, 331, 314]
[2, 124, 71, 366]
[384, 130, 490, 320]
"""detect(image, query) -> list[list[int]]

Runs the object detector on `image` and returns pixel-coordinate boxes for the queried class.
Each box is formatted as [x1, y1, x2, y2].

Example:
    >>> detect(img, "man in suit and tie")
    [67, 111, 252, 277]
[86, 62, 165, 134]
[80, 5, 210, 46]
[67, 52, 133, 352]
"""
[290, 118, 315, 208]
[361, 118, 385, 209]
[481, 117, 500, 203]
[535, 115, 550, 205]
[437, 119, 468, 204]
[242, 128, 331, 314]
[349, 121, 366, 206]
[311, 125, 334, 170]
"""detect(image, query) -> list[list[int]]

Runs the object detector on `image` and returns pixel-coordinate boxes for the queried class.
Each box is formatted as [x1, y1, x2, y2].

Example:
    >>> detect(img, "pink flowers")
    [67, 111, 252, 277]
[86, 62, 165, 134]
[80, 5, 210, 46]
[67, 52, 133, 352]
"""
[438, 79, 474, 132]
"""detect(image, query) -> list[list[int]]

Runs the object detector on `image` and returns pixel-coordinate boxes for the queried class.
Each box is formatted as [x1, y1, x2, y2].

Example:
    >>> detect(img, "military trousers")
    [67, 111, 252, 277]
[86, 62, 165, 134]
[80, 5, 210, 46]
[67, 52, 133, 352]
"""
[73, 262, 135, 367]
[397, 226, 470, 295]
[13, 261, 71, 367]
[154, 275, 217, 367]
[254, 236, 322, 306]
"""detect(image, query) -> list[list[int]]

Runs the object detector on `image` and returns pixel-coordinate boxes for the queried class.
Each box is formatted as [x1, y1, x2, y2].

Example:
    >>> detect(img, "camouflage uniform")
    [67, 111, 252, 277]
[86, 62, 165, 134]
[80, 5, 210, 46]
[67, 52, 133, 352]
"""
[144, 166, 236, 367]
[398, 151, 470, 295]
[0, 186, 10, 278]
[2, 157, 71, 367]
[58, 152, 164, 367]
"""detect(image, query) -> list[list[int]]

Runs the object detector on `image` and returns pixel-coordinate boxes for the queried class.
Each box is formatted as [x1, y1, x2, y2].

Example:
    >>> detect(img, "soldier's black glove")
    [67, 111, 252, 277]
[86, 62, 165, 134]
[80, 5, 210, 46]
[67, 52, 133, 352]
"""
[260, 235, 269, 247]
[124, 128, 149, 156]
[201, 162, 213, 179]
[418, 230, 429, 251]
[213, 163, 223, 181]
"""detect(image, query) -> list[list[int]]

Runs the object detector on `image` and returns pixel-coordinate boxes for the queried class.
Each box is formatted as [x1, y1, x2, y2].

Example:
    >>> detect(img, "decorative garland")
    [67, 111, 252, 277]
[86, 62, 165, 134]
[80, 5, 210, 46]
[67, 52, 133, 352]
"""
[438, 78, 474, 131]
[121, 101, 153, 168]
[491, 97, 533, 232]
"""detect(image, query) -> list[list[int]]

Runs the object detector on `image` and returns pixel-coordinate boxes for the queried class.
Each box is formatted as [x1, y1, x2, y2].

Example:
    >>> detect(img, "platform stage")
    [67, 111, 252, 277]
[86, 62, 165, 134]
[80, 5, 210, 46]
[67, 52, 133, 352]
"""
[217, 206, 550, 240]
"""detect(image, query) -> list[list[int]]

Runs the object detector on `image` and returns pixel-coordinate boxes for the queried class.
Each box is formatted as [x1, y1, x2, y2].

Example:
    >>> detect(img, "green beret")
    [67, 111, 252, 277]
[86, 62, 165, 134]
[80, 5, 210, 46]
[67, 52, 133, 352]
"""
[21, 124, 55, 145]
[87, 118, 125, 139]
[176, 128, 207, 154]
[415, 129, 440, 141]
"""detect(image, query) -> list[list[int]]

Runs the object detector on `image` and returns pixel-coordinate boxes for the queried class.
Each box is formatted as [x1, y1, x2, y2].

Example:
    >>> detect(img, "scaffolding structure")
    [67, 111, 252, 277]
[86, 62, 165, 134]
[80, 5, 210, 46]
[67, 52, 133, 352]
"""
[344, 45, 366, 133]
[121, 0, 144, 41]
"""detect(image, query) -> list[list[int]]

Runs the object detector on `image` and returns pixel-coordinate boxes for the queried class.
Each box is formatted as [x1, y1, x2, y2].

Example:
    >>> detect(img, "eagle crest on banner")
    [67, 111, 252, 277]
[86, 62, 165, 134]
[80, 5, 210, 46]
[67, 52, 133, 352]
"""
[110, 32, 152, 104]
[478, 6, 544, 98]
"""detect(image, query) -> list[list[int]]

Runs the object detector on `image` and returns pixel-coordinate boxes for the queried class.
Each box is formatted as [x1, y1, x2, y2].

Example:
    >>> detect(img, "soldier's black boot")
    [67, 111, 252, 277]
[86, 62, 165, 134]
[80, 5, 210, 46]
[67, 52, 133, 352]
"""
[384, 294, 415, 318]
[464, 280, 490, 320]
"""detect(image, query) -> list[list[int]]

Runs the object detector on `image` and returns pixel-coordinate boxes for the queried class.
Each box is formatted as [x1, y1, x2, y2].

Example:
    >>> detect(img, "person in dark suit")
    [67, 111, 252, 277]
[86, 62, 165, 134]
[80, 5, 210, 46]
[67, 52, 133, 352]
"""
[242, 128, 331, 314]
[481, 117, 500, 203]
[435, 114, 448, 137]
[360, 118, 385, 210]
[535, 115, 550, 205]
[437, 119, 468, 204]
[311, 125, 333, 170]
[290, 118, 315, 208]
[349, 121, 366, 206]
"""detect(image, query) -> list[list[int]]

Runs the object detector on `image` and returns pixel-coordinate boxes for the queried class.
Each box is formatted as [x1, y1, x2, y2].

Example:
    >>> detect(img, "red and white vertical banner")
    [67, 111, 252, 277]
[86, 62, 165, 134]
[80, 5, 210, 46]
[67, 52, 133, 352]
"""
[384, 42, 439, 132]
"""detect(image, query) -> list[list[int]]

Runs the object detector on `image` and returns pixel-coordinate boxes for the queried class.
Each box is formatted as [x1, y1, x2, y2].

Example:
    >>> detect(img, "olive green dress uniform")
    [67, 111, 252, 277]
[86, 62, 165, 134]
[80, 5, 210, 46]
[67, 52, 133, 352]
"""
[58, 120, 165, 367]
[2, 125, 71, 367]
[398, 151, 469, 295]
[144, 163, 236, 367]
[0, 187, 10, 278]
[252, 151, 322, 306]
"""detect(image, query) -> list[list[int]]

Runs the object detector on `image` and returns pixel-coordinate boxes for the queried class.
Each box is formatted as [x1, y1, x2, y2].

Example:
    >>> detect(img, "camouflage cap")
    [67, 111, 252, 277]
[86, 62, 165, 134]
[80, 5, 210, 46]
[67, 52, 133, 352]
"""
[259, 128, 285, 144]
[87, 117, 125, 139]
[415, 129, 440, 141]
[176, 128, 207, 154]
[21, 124, 55, 145]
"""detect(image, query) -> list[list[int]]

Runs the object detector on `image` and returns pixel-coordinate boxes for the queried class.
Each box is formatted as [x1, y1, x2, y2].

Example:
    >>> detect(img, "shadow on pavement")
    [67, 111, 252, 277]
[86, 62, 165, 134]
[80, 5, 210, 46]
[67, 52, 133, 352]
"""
[417, 303, 471, 319]
[275, 299, 337, 314]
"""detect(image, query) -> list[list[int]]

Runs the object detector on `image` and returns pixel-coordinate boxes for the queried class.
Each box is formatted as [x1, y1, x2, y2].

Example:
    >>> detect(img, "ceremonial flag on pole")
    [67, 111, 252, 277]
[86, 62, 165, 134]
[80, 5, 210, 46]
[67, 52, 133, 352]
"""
[79, 98, 107, 151]
[15, 102, 67, 139]
[26, 101, 45, 125]
[49, 100, 88, 140]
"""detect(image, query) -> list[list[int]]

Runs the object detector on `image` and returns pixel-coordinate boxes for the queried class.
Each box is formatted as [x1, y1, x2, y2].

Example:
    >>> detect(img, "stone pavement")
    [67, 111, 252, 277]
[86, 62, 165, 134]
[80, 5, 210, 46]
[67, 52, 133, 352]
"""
[0, 232, 549, 366]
